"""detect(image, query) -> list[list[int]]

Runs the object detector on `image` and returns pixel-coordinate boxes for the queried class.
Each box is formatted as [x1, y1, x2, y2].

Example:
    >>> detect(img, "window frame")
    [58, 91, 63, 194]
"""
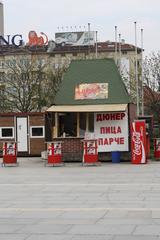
[0, 127, 15, 139]
[30, 126, 45, 138]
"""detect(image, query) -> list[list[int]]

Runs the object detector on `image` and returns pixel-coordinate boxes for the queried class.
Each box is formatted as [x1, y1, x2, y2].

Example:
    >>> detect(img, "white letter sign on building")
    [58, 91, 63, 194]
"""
[94, 112, 129, 152]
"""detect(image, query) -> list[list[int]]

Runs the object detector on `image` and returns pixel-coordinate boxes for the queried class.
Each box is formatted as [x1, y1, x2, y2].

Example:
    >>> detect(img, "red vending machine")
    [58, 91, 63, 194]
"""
[82, 139, 100, 165]
[46, 141, 63, 166]
[131, 120, 147, 164]
[2, 142, 18, 166]
[154, 138, 160, 159]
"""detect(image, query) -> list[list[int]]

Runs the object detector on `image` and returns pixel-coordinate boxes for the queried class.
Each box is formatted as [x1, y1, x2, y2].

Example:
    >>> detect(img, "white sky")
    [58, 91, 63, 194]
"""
[2, 0, 160, 55]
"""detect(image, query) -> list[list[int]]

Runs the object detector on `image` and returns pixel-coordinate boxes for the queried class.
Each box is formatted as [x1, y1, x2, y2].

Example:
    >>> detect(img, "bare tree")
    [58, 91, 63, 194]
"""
[120, 52, 160, 119]
[143, 52, 160, 120]
[1, 58, 66, 112]
[143, 52, 160, 91]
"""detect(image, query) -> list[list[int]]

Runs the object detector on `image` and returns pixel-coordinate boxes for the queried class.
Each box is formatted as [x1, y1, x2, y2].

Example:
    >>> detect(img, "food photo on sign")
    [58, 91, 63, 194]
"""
[75, 83, 108, 100]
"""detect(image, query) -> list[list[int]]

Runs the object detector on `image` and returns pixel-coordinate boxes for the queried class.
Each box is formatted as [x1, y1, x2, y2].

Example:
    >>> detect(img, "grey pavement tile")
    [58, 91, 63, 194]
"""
[133, 225, 160, 235]
[113, 236, 160, 240]
[59, 210, 107, 219]
[127, 210, 152, 218]
[17, 210, 64, 219]
[153, 219, 160, 224]
[40, 219, 95, 225]
[0, 225, 24, 234]
[26, 234, 72, 240]
[103, 210, 128, 218]
[0, 234, 28, 240]
[67, 224, 135, 235]
[17, 224, 72, 234]
[0, 218, 38, 225]
[70, 235, 113, 240]
[152, 211, 160, 218]
[0, 210, 22, 218]
[97, 218, 154, 225]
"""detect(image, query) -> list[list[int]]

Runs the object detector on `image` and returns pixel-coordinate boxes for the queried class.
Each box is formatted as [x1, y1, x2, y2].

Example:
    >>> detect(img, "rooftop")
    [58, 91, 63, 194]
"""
[54, 58, 131, 106]
[0, 41, 141, 56]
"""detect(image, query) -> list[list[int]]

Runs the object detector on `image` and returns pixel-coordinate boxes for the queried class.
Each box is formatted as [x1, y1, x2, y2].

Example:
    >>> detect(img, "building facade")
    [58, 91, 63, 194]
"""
[0, 39, 142, 114]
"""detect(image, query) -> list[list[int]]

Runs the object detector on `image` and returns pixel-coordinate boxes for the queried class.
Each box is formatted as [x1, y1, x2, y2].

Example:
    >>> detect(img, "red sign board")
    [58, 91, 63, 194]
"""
[131, 120, 147, 164]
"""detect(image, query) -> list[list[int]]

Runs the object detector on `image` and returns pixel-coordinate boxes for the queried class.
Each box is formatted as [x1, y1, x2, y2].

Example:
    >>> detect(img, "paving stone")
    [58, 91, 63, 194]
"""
[70, 235, 113, 240]
[26, 234, 72, 240]
[97, 218, 153, 225]
[59, 210, 107, 219]
[0, 234, 28, 240]
[17, 224, 72, 234]
[67, 224, 135, 235]
[133, 225, 160, 235]
[113, 235, 160, 240]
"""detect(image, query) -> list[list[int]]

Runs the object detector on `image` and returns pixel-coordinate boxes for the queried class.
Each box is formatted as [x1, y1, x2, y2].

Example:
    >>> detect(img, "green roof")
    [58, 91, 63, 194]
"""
[54, 59, 130, 105]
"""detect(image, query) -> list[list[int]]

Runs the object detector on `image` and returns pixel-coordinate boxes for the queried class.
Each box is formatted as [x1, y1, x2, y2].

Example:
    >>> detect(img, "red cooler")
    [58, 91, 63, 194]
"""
[82, 139, 100, 165]
[2, 142, 18, 166]
[46, 141, 63, 166]
[131, 120, 147, 164]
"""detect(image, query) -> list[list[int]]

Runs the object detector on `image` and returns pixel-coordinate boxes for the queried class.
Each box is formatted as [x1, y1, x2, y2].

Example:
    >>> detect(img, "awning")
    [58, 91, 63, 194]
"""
[47, 104, 128, 112]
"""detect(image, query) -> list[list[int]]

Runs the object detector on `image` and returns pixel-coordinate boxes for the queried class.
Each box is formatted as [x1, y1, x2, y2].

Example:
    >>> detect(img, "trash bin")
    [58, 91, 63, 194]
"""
[111, 151, 121, 163]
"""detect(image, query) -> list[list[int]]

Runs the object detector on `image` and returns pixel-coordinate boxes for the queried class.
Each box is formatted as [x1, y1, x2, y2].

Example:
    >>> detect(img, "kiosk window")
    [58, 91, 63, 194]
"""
[57, 112, 94, 138]
[30, 126, 44, 138]
[1, 127, 14, 138]
[58, 113, 77, 137]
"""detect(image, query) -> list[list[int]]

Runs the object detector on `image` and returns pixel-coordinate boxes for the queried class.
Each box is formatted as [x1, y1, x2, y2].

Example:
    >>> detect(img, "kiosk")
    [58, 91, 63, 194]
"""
[46, 59, 135, 162]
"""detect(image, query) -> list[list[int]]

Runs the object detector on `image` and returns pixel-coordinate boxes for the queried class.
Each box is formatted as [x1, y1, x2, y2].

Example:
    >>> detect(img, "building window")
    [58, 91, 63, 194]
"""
[0, 127, 14, 138]
[30, 126, 44, 138]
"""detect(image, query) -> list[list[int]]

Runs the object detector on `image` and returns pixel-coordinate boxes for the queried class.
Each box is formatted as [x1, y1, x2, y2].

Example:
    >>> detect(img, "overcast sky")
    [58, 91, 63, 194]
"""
[2, 0, 160, 55]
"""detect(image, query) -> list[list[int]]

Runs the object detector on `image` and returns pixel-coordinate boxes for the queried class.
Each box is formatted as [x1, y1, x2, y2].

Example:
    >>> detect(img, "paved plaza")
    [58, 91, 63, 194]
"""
[1, 157, 160, 239]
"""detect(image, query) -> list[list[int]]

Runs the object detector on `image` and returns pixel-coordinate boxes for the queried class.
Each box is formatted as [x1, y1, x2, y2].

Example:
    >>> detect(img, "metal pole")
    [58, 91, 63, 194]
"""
[134, 21, 139, 116]
[141, 28, 144, 115]
[88, 23, 91, 56]
[95, 31, 98, 59]
[119, 33, 121, 74]
[115, 26, 118, 65]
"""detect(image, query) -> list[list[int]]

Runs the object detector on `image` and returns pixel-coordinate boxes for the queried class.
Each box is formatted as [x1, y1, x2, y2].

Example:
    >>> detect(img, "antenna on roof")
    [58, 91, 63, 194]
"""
[119, 33, 122, 74]
[114, 26, 118, 65]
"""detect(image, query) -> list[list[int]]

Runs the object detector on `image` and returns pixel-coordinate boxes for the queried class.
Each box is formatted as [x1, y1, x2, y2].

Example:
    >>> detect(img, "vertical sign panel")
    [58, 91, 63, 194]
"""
[94, 112, 129, 152]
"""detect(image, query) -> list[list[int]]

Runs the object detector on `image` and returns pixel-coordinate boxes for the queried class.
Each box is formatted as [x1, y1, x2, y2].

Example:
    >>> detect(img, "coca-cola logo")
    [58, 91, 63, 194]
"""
[132, 132, 142, 155]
